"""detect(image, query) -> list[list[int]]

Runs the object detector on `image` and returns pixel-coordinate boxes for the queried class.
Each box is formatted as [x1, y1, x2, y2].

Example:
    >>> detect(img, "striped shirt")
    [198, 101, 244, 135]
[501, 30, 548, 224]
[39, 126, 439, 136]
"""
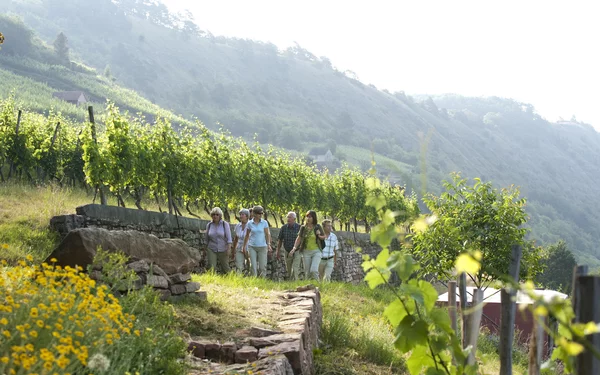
[321, 232, 339, 258]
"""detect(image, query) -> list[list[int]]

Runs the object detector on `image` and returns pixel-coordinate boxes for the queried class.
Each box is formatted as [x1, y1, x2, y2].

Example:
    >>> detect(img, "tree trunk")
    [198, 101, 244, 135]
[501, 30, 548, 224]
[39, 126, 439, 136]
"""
[186, 201, 202, 219]
[465, 288, 484, 366]
[167, 186, 174, 215]
[155, 194, 163, 213]
[500, 245, 522, 375]
[100, 186, 107, 205]
[223, 207, 231, 222]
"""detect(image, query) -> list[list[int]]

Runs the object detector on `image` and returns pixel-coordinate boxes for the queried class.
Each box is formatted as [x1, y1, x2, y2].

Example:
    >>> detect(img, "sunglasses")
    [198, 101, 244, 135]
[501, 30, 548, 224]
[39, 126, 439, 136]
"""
[211, 213, 220, 217]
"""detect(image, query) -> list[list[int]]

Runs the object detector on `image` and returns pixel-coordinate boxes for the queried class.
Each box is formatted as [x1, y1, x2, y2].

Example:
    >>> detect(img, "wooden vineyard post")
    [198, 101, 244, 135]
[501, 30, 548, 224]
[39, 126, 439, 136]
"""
[448, 280, 458, 333]
[466, 288, 484, 365]
[88, 106, 107, 205]
[572, 265, 589, 316]
[459, 272, 468, 348]
[8, 109, 22, 179]
[575, 275, 600, 375]
[528, 311, 544, 375]
[500, 244, 522, 375]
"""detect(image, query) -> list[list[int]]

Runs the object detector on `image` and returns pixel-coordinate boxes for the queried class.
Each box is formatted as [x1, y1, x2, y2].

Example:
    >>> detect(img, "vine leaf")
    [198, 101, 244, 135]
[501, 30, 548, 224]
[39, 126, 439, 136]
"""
[394, 315, 428, 352]
[384, 299, 408, 327]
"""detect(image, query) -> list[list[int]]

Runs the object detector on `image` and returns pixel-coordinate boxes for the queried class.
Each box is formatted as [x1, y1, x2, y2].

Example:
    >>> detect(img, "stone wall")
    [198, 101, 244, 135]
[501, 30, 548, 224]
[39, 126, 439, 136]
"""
[50, 204, 387, 283]
[187, 286, 322, 375]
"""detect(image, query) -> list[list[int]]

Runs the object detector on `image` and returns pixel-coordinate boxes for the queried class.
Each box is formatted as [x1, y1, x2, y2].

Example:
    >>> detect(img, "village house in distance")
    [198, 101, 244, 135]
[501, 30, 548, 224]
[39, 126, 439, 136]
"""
[52, 90, 88, 106]
[308, 147, 340, 170]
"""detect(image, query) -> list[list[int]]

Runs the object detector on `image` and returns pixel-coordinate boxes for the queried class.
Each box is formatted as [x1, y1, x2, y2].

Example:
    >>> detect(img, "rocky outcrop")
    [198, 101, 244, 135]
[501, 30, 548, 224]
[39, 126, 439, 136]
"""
[46, 227, 200, 274]
[187, 286, 322, 375]
[45, 228, 205, 301]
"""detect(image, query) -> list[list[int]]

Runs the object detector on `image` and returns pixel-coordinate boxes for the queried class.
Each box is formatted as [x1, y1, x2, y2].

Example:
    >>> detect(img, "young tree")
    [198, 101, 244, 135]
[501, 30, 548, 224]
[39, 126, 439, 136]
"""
[53, 32, 70, 64]
[536, 240, 577, 293]
[104, 65, 115, 82]
[411, 173, 539, 287]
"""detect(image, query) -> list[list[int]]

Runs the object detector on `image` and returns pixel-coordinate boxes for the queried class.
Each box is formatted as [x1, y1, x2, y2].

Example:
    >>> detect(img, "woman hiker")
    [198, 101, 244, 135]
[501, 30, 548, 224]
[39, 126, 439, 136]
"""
[231, 208, 250, 274]
[205, 207, 232, 273]
[242, 205, 272, 277]
[289, 210, 326, 280]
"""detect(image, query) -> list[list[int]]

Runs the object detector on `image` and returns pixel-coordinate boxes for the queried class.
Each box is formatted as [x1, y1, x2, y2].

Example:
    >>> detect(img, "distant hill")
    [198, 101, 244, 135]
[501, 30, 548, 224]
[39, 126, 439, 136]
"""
[2, 0, 600, 267]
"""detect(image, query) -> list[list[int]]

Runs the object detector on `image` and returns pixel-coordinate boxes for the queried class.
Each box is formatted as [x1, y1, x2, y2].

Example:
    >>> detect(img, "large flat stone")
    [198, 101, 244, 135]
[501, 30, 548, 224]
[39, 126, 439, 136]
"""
[170, 272, 191, 284]
[45, 227, 201, 274]
[127, 259, 150, 273]
[258, 340, 304, 375]
[249, 333, 302, 349]
[170, 284, 187, 295]
[250, 326, 284, 338]
[221, 342, 237, 363]
[187, 341, 205, 358]
[185, 281, 201, 293]
[204, 342, 222, 361]
[147, 275, 169, 289]
[235, 345, 258, 364]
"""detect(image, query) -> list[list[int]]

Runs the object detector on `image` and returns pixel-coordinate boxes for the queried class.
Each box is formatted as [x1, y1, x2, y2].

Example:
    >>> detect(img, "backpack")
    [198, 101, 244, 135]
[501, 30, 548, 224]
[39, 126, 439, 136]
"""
[206, 221, 231, 242]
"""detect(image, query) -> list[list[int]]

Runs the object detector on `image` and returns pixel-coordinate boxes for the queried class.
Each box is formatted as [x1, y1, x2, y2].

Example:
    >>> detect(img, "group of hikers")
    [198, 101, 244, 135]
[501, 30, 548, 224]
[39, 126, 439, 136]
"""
[204, 205, 340, 282]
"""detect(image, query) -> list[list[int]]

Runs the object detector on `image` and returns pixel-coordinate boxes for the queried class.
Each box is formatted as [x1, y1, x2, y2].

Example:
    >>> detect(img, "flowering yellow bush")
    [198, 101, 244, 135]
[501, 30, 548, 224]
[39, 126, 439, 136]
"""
[0, 257, 136, 374]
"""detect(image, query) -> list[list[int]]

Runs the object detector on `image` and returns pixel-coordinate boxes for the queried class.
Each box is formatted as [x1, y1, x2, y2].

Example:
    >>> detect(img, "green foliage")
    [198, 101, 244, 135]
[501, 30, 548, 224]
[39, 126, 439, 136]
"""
[88, 248, 186, 374]
[411, 174, 536, 286]
[364, 175, 600, 375]
[52, 32, 69, 64]
[536, 240, 577, 293]
[1, 99, 419, 224]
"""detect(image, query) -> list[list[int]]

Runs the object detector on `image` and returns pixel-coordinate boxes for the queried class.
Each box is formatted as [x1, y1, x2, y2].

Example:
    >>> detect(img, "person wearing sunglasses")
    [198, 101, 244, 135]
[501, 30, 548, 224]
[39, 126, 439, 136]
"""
[242, 205, 272, 277]
[290, 210, 326, 280]
[205, 207, 232, 273]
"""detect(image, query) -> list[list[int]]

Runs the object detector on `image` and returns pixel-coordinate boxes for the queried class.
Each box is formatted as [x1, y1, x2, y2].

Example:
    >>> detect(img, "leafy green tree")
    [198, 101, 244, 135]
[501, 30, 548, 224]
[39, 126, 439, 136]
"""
[536, 240, 577, 293]
[53, 32, 70, 64]
[411, 173, 535, 287]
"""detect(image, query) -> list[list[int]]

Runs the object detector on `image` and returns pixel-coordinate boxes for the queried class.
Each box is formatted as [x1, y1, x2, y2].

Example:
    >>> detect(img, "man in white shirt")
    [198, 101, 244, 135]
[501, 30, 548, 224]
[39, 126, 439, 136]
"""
[319, 219, 339, 282]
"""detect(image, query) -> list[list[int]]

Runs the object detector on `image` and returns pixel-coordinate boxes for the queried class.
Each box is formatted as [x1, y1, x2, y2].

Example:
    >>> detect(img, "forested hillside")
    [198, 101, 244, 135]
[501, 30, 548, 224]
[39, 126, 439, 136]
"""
[2, 0, 600, 267]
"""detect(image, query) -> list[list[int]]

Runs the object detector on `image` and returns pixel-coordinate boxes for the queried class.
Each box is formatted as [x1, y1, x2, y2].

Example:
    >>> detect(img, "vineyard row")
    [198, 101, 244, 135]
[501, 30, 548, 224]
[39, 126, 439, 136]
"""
[0, 97, 419, 228]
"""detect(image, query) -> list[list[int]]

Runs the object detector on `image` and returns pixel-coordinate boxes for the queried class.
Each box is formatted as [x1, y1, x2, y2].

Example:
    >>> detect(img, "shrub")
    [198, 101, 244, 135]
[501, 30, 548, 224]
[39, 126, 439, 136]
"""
[0, 256, 186, 374]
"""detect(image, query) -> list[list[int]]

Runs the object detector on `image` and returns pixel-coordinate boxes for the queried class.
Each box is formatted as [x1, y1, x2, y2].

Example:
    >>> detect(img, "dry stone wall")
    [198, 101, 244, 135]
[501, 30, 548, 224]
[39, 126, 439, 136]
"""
[50, 204, 389, 283]
[187, 286, 322, 375]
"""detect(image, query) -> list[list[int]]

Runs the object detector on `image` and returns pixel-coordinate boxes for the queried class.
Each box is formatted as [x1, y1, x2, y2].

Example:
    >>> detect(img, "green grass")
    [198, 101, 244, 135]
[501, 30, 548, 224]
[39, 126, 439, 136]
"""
[172, 272, 407, 374]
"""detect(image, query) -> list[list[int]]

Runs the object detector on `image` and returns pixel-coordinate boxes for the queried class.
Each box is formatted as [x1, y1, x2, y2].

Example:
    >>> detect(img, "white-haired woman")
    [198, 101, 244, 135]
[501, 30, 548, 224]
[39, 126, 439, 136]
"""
[205, 207, 232, 273]
[242, 205, 272, 277]
[231, 208, 250, 273]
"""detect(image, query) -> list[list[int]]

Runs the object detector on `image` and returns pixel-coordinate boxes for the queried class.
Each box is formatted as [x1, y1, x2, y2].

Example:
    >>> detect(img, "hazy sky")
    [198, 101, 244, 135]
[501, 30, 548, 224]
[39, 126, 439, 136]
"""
[166, 0, 599, 128]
